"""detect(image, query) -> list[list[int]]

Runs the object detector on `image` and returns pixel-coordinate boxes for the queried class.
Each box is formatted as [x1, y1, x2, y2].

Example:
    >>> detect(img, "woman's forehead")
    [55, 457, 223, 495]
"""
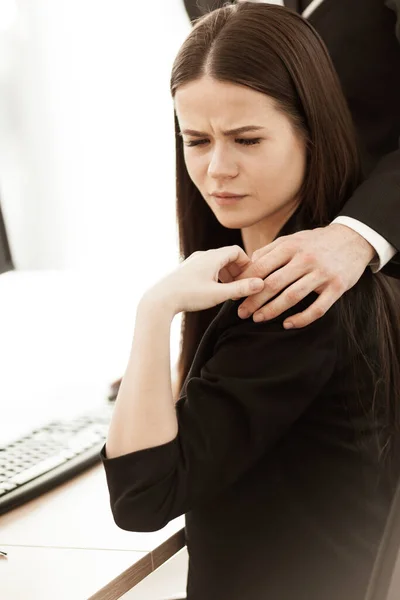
[174, 78, 278, 125]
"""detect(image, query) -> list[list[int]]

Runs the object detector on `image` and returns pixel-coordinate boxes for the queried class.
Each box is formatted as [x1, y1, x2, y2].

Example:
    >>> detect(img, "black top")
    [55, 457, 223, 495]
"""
[101, 270, 399, 599]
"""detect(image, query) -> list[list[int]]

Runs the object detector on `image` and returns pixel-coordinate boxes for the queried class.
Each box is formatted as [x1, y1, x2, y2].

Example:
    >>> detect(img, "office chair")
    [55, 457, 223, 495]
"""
[160, 482, 400, 600]
[0, 199, 14, 274]
[158, 479, 400, 600]
[365, 478, 400, 600]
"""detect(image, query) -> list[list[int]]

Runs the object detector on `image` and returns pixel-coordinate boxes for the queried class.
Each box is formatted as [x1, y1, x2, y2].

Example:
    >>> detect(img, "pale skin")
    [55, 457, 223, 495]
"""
[105, 77, 375, 458]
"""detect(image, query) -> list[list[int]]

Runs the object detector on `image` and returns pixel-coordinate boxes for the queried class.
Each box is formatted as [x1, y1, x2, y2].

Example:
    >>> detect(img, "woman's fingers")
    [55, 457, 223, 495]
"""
[211, 246, 264, 303]
[220, 277, 265, 303]
[219, 245, 251, 268]
[219, 260, 246, 283]
[219, 239, 290, 284]
[218, 265, 234, 283]
[217, 245, 252, 283]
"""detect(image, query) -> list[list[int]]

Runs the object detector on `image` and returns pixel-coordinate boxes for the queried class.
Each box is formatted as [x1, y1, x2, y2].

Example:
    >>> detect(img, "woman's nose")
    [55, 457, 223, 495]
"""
[207, 147, 239, 179]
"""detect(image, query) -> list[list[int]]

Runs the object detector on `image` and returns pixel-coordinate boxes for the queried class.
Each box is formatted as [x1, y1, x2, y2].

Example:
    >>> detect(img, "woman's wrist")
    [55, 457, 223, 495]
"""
[139, 286, 179, 320]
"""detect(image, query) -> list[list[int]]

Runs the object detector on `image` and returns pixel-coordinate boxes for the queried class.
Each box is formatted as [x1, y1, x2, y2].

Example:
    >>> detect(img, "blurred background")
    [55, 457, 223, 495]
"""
[0, 0, 199, 451]
[0, 0, 283, 280]
[0, 0, 284, 441]
[0, 0, 190, 284]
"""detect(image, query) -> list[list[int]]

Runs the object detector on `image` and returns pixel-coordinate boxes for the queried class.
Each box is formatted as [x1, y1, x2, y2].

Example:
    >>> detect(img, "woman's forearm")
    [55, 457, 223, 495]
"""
[105, 296, 178, 459]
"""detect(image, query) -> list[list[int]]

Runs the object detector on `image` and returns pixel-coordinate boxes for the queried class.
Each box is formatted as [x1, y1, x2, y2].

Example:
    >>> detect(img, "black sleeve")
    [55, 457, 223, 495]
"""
[386, 0, 400, 42]
[100, 296, 338, 532]
[338, 0, 400, 278]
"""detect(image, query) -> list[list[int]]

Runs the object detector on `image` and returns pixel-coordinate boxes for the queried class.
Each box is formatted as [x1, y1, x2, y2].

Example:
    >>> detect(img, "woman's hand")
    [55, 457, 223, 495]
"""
[224, 224, 376, 328]
[145, 245, 264, 315]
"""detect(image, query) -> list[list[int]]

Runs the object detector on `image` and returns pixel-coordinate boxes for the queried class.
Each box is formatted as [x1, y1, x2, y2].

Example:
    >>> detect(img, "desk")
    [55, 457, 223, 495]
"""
[0, 270, 185, 599]
[0, 463, 185, 599]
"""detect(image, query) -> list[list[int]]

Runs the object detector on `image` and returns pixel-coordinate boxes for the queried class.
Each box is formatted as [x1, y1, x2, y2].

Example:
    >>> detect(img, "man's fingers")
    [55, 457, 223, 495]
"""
[282, 290, 336, 329]
[251, 236, 288, 261]
[248, 273, 324, 322]
[235, 245, 293, 281]
[237, 263, 310, 317]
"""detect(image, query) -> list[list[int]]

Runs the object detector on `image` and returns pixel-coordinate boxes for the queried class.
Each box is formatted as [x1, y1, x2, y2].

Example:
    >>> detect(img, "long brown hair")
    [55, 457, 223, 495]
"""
[170, 3, 400, 461]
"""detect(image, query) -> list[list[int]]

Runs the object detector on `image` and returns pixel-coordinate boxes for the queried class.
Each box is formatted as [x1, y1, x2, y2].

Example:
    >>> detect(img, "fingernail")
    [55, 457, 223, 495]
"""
[238, 307, 249, 319]
[253, 313, 264, 322]
[284, 322, 294, 329]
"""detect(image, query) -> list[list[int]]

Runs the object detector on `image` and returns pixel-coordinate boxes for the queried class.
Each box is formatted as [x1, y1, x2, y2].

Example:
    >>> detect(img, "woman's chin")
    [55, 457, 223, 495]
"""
[215, 214, 259, 230]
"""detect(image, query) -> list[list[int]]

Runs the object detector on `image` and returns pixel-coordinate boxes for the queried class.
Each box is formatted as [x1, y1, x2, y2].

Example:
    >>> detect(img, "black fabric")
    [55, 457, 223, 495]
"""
[303, 0, 400, 275]
[285, 0, 301, 10]
[101, 268, 399, 598]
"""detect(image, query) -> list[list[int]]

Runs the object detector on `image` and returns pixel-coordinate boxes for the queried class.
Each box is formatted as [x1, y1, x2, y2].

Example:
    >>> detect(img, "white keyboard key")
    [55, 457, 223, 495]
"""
[10, 455, 67, 486]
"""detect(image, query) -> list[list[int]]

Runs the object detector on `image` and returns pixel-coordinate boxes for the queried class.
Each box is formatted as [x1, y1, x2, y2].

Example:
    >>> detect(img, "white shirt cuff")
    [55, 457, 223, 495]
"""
[332, 216, 397, 273]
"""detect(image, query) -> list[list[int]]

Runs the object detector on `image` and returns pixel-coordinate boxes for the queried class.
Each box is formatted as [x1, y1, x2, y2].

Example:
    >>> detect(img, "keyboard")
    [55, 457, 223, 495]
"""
[0, 400, 116, 515]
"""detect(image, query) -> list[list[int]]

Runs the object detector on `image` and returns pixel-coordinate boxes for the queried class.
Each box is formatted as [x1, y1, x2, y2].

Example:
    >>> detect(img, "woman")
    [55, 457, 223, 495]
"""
[101, 4, 400, 599]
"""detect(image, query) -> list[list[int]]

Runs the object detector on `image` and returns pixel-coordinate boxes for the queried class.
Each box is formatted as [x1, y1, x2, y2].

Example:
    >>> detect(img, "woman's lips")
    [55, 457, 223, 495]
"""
[213, 195, 247, 206]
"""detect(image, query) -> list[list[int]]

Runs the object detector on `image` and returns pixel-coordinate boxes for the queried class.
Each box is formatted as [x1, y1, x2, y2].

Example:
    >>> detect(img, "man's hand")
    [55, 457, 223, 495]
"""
[225, 224, 376, 329]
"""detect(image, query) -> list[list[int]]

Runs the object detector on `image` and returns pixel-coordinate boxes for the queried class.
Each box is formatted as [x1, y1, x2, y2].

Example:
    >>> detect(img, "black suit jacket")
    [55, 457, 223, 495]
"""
[182, 0, 400, 278]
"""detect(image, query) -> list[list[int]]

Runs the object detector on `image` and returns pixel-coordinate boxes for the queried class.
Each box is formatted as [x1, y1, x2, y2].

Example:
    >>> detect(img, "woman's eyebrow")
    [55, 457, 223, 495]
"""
[179, 125, 265, 137]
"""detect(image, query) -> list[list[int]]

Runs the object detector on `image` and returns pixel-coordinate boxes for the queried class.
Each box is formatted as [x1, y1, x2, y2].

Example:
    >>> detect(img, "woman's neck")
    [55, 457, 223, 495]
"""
[241, 202, 299, 257]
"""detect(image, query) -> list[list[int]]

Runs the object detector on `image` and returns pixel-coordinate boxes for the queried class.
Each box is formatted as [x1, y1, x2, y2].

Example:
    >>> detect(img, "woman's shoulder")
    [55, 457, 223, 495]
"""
[192, 292, 339, 392]
[216, 268, 400, 341]
[216, 292, 340, 337]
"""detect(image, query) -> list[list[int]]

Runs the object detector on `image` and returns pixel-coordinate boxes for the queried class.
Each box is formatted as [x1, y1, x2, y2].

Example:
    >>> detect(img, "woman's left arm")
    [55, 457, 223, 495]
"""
[105, 245, 264, 459]
[105, 298, 178, 459]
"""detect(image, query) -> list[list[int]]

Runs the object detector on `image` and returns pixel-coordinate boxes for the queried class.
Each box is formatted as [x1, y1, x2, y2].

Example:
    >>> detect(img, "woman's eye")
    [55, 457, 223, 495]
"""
[183, 138, 261, 147]
[184, 139, 208, 147]
[237, 138, 261, 146]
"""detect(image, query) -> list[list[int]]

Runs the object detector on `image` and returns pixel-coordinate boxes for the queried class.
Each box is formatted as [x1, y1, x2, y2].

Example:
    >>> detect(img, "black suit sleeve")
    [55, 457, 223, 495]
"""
[386, 0, 400, 40]
[100, 296, 337, 532]
[338, 0, 400, 278]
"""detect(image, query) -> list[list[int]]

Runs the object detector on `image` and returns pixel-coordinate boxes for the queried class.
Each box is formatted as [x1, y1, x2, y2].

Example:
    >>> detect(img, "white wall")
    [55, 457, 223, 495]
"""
[0, 1, 285, 283]
[0, 0, 190, 290]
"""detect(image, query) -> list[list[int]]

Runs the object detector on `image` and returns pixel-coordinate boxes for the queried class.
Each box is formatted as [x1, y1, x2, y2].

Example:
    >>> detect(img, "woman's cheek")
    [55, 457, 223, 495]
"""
[189, 157, 207, 188]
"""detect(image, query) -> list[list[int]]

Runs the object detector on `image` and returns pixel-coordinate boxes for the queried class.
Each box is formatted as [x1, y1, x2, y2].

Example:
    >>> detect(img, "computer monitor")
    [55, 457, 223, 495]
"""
[0, 201, 14, 274]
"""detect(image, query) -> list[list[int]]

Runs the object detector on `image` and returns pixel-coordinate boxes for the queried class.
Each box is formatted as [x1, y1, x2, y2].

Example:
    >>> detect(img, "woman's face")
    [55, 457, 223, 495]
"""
[174, 77, 307, 250]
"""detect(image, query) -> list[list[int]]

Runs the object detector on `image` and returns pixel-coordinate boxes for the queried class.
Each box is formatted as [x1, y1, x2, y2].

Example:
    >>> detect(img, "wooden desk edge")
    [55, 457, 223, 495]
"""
[88, 527, 186, 600]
